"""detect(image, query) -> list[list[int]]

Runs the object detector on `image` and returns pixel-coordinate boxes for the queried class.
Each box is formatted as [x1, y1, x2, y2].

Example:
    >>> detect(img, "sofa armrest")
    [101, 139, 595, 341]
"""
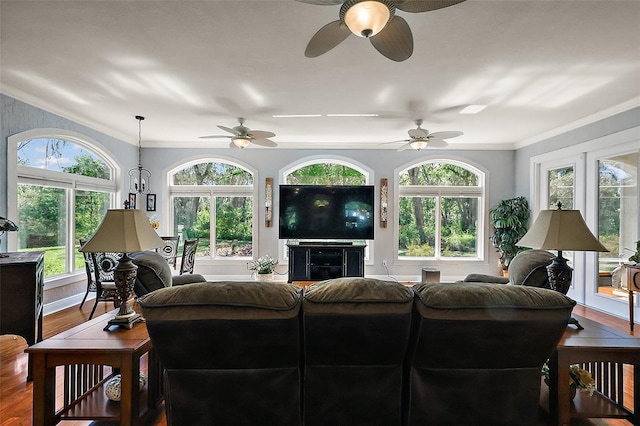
[462, 273, 509, 284]
[172, 274, 207, 286]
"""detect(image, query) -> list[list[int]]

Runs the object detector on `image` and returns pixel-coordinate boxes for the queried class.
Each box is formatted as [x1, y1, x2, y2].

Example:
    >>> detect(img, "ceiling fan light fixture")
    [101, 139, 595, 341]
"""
[232, 136, 251, 148]
[341, 0, 395, 38]
[410, 140, 428, 150]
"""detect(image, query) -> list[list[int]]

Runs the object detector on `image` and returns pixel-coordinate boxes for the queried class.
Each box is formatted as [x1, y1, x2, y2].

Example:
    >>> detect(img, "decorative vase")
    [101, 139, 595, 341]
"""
[104, 372, 148, 402]
[570, 385, 577, 400]
[255, 273, 274, 282]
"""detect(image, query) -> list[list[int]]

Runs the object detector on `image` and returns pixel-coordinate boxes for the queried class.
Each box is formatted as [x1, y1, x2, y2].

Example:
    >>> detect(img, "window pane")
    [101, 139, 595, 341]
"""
[398, 196, 436, 257]
[75, 190, 110, 271]
[174, 196, 211, 256]
[441, 197, 478, 257]
[285, 163, 366, 185]
[172, 162, 253, 185]
[18, 138, 109, 178]
[18, 184, 67, 277]
[215, 196, 253, 257]
[598, 154, 638, 279]
[548, 166, 574, 209]
[399, 162, 479, 186]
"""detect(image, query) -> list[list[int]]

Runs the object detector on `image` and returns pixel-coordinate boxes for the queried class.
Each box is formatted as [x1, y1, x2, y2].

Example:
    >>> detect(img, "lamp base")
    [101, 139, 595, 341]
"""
[547, 255, 573, 295]
[104, 313, 144, 331]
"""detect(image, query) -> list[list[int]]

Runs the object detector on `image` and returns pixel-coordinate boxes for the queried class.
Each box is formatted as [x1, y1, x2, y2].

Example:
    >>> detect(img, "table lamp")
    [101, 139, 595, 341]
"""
[0, 217, 19, 258]
[81, 209, 163, 330]
[517, 203, 609, 328]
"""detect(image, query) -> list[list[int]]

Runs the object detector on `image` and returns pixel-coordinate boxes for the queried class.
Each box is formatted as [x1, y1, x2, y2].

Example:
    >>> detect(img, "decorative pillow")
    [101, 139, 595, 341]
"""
[130, 251, 173, 296]
[508, 249, 554, 288]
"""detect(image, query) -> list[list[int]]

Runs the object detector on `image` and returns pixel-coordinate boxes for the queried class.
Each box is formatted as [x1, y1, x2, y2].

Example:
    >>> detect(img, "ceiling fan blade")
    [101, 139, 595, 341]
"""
[397, 142, 414, 152]
[426, 138, 449, 148]
[295, 0, 342, 4]
[249, 130, 276, 139]
[217, 125, 241, 135]
[199, 135, 232, 139]
[305, 20, 352, 58]
[395, 0, 467, 13]
[369, 16, 413, 62]
[408, 128, 429, 138]
[429, 130, 463, 140]
[251, 138, 278, 147]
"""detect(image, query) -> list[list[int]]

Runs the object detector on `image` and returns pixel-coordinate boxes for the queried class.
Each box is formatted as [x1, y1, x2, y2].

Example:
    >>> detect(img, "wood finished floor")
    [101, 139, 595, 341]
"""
[0, 301, 635, 425]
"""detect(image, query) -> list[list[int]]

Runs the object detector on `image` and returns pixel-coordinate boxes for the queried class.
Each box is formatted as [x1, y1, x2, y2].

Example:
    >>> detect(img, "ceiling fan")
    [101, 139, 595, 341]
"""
[295, 0, 467, 62]
[383, 119, 462, 151]
[200, 117, 277, 149]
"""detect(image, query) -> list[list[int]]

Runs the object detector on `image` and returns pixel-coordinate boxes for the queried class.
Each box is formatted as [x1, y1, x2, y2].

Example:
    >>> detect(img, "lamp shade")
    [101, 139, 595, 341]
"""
[516, 209, 609, 252]
[81, 209, 164, 253]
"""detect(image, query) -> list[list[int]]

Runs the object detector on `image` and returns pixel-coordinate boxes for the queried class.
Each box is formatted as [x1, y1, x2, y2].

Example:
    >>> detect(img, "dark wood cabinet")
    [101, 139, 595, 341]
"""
[0, 251, 45, 347]
[287, 244, 365, 282]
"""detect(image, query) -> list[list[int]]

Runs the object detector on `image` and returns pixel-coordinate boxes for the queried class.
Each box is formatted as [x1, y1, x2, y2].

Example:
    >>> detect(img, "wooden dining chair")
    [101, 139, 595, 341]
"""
[87, 251, 121, 319]
[156, 236, 180, 270]
[179, 238, 199, 275]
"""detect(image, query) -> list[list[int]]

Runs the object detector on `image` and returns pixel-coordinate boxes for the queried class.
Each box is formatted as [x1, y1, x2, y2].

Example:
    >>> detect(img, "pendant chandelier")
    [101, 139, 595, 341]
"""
[128, 115, 151, 195]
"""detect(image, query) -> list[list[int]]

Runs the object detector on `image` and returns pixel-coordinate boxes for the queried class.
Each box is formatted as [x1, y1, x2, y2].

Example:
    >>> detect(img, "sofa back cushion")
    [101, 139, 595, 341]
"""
[509, 249, 554, 288]
[139, 281, 303, 425]
[130, 251, 172, 296]
[407, 282, 575, 425]
[302, 277, 414, 426]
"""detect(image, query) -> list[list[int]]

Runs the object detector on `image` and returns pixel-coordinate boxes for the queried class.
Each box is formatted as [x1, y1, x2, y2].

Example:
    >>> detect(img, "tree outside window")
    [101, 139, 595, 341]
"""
[171, 161, 254, 258]
[17, 138, 113, 278]
[398, 161, 482, 259]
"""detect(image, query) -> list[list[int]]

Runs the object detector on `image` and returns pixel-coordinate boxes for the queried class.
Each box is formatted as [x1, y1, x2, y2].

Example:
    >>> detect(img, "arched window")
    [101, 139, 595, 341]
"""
[169, 159, 255, 259]
[397, 159, 485, 260]
[10, 131, 118, 279]
[281, 158, 372, 258]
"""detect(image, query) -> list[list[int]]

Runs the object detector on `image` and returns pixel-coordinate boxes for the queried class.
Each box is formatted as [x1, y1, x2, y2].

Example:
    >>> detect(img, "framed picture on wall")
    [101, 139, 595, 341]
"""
[128, 193, 137, 209]
[146, 194, 156, 212]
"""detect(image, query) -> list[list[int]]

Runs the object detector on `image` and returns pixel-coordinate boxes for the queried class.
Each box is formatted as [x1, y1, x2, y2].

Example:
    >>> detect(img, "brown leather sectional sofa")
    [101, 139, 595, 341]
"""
[138, 276, 575, 426]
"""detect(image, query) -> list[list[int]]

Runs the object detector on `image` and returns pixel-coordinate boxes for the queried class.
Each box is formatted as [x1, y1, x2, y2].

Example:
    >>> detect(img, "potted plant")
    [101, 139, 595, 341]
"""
[490, 196, 530, 272]
[249, 254, 278, 281]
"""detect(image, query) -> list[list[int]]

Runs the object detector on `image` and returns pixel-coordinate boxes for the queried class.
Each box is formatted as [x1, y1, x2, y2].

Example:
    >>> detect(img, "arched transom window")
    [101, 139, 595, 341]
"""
[398, 160, 484, 260]
[169, 160, 254, 259]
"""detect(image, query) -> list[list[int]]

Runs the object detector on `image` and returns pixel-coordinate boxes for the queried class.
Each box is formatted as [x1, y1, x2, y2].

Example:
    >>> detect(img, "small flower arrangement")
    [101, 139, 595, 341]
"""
[542, 362, 596, 396]
[148, 215, 160, 230]
[249, 254, 277, 274]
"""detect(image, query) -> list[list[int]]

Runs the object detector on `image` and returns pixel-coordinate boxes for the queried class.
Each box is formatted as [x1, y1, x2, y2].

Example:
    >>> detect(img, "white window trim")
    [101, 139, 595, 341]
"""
[279, 155, 375, 264]
[394, 156, 487, 264]
[165, 155, 258, 264]
[7, 128, 122, 286]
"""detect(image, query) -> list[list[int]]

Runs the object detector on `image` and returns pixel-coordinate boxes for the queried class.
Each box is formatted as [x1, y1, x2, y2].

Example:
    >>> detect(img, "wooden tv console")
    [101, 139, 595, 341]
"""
[286, 242, 365, 283]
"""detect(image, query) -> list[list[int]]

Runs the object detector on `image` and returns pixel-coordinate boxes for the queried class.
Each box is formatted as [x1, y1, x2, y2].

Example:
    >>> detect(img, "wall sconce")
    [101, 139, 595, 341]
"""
[265, 177, 273, 227]
[380, 178, 388, 228]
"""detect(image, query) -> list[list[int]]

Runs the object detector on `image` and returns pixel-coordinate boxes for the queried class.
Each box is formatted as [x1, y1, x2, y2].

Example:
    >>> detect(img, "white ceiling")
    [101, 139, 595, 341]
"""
[1, 0, 639, 150]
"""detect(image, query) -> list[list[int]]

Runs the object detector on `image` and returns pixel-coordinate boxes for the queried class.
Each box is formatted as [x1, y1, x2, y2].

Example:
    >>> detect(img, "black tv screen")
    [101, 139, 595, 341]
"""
[279, 185, 375, 240]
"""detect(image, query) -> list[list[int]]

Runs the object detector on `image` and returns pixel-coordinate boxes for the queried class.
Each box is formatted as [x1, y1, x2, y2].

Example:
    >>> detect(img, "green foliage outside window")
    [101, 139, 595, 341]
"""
[399, 162, 480, 258]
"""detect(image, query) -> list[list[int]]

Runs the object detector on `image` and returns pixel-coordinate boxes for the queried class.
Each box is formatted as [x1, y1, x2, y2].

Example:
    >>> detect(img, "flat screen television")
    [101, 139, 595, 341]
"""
[278, 185, 375, 240]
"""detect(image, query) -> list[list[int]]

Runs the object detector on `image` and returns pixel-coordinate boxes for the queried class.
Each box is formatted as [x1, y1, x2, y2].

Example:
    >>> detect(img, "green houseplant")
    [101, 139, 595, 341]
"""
[490, 196, 530, 272]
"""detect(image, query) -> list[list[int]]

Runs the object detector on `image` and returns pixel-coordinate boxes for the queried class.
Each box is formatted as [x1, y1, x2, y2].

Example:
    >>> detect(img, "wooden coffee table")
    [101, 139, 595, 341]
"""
[26, 310, 163, 425]
[541, 314, 640, 425]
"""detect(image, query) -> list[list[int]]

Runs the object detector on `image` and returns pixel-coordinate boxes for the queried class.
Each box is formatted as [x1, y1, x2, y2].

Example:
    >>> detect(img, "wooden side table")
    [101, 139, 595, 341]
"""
[626, 264, 640, 331]
[26, 310, 163, 425]
[542, 314, 640, 426]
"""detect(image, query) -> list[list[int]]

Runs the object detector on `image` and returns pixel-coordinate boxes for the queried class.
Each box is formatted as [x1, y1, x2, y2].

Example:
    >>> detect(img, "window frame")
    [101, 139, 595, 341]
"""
[8, 129, 120, 287]
[166, 157, 257, 264]
[395, 158, 486, 263]
[279, 155, 374, 263]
